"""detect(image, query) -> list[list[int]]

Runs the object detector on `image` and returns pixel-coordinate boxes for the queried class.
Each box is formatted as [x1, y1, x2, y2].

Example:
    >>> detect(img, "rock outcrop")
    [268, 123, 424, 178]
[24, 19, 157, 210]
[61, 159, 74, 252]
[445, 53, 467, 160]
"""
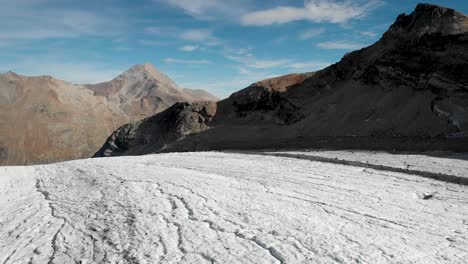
[0, 64, 218, 165]
[225, 73, 313, 125]
[96, 4, 468, 156]
[94, 102, 217, 157]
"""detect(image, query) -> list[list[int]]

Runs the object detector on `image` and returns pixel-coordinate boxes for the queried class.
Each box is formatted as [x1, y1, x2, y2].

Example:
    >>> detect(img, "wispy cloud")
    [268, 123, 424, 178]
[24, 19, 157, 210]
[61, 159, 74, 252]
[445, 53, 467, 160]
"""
[250, 59, 291, 69]
[164, 58, 212, 65]
[180, 29, 221, 46]
[227, 47, 254, 57]
[226, 52, 330, 72]
[241, 0, 381, 26]
[288, 61, 331, 71]
[164, 0, 225, 17]
[180, 59, 330, 98]
[144, 27, 163, 34]
[0, 1, 120, 42]
[145, 26, 222, 46]
[317, 41, 365, 50]
[298, 28, 325, 40]
[159, 0, 249, 20]
[139, 39, 168, 46]
[180, 45, 200, 52]
[1, 12, 114, 40]
[226, 54, 290, 69]
[180, 29, 211, 41]
[360, 31, 377, 37]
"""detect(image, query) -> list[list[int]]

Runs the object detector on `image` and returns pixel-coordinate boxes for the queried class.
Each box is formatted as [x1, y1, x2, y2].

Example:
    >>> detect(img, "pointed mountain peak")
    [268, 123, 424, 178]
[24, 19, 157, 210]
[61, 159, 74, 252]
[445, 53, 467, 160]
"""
[124, 63, 159, 76]
[142, 62, 158, 71]
[118, 63, 179, 88]
[385, 3, 468, 38]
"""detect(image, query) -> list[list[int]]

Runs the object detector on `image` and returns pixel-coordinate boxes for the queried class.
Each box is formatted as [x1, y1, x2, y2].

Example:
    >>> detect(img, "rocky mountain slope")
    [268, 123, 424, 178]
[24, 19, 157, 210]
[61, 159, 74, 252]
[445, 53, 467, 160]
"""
[94, 102, 217, 157]
[87, 63, 218, 121]
[97, 4, 468, 157]
[0, 64, 217, 165]
[183, 88, 220, 102]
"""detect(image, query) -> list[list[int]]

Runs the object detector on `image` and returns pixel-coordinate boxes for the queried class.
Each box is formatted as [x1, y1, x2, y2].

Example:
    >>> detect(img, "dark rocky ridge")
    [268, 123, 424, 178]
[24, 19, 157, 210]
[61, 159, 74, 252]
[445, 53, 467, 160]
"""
[385, 3, 468, 38]
[94, 102, 217, 157]
[96, 4, 468, 157]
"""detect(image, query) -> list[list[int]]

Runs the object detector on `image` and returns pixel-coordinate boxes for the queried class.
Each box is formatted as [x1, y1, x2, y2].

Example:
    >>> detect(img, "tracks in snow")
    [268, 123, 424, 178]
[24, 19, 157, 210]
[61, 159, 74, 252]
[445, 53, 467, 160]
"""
[34, 179, 67, 264]
[1, 152, 467, 263]
[243, 151, 468, 186]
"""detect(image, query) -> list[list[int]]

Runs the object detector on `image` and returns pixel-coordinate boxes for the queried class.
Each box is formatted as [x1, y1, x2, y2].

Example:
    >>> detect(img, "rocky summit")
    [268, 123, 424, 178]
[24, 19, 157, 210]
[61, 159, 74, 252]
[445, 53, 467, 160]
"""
[96, 4, 468, 157]
[0, 64, 217, 165]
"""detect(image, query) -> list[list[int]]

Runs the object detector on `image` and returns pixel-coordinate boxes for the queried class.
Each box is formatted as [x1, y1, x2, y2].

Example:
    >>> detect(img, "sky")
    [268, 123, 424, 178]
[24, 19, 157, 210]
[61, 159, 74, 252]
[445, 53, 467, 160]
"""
[0, 0, 467, 98]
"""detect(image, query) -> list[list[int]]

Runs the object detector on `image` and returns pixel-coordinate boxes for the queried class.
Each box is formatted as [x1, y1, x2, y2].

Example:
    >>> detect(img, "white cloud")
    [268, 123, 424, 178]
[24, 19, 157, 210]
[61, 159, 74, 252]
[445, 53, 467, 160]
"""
[360, 31, 377, 37]
[164, 58, 212, 65]
[226, 47, 254, 57]
[180, 29, 211, 41]
[169, 42, 332, 98]
[179, 29, 221, 46]
[180, 45, 199, 52]
[250, 59, 291, 69]
[288, 61, 331, 71]
[141, 27, 222, 46]
[226, 54, 290, 69]
[299, 28, 325, 40]
[180, 59, 330, 98]
[139, 39, 167, 46]
[165, 0, 224, 16]
[238, 67, 252, 75]
[226, 52, 330, 72]
[241, 0, 381, 26]
[0, 6, 119, 41]
[317, 41, 365, 50]
[161, 0, 248, 20]
[144, 27, 162, 34]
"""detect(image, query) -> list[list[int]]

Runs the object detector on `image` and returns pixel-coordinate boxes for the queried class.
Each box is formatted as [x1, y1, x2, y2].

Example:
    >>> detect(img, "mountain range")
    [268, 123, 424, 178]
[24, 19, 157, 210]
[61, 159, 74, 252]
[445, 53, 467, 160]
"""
[1, 3, 467, 164]
[0, 64, 218, 165]
[95, 3, 468, 158]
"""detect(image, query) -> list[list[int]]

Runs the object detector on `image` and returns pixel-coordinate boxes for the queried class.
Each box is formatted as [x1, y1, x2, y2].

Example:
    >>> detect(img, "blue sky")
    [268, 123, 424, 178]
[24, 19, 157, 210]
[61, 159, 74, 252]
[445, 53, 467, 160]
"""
[0, 0, 466, 98]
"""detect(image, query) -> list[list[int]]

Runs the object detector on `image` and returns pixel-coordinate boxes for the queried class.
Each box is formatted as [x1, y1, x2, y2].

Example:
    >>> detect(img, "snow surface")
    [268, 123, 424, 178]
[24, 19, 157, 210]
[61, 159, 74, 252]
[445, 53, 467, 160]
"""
[1, 152, 467, 263]
[266, 150, 468, 180]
